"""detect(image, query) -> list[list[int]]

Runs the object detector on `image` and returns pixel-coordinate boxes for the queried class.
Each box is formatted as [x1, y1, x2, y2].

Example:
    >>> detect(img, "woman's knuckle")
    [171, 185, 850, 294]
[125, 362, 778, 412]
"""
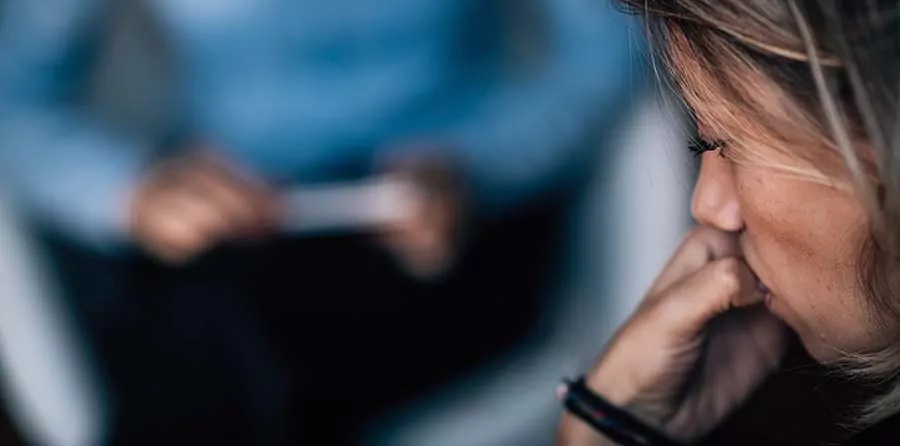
[710, 258, 741, 293]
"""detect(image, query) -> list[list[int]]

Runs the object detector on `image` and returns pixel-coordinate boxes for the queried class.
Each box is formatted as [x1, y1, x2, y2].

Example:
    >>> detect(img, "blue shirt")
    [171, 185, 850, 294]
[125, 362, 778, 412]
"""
[0, 0, 644, 249]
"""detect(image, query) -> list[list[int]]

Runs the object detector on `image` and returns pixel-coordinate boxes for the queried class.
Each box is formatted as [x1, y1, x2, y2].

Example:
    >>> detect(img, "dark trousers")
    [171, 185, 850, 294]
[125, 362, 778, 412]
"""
[37, 198, 570, 445]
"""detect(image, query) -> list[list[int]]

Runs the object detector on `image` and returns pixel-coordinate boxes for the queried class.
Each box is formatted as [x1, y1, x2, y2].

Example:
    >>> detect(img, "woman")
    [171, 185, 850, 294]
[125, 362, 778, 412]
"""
[558, 1, 900, 444]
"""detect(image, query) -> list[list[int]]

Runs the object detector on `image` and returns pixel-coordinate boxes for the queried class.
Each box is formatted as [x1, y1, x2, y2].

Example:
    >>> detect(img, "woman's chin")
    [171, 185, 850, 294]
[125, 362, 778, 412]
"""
[794, 330, 848, 364]
[765, 294, 840, 362]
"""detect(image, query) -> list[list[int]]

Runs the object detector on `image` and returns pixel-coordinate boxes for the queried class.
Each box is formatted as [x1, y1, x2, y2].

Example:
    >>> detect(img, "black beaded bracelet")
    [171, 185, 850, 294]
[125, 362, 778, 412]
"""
[559, 377, 679, 446]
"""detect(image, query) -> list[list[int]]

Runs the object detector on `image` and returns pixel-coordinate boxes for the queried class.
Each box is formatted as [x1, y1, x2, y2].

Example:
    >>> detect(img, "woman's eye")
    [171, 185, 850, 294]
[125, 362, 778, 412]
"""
[687, 138, 725, 157]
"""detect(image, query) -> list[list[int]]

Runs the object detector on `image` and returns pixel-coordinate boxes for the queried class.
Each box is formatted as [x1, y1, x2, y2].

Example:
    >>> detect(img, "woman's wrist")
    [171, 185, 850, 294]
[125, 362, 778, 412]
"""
[584, 366, 669, 435]
[585, 368, 635, 407]
[558, 375, 678, 446]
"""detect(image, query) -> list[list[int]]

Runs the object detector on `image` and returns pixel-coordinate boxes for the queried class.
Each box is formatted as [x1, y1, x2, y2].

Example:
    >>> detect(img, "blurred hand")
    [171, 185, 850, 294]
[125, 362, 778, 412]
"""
[558, 227, 789, 445]
[378, 155, 467, 280]
[129, 151, 279, 264]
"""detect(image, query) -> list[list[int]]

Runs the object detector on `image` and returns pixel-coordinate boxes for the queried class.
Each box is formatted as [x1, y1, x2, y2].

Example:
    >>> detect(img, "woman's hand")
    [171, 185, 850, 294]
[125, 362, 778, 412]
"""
[130, 151, 280, 264]
[377, 153, 467, 280]
[558, 226, 789, 445]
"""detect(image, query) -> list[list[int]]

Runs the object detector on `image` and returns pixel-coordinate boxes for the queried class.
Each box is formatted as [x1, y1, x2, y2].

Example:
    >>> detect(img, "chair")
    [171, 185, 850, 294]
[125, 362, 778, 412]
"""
[0, 192, 107, 446]
[0, 4, 169, 445]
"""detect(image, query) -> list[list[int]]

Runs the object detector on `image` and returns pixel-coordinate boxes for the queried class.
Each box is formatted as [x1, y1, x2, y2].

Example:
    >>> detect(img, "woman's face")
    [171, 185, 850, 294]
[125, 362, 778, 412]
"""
[691, 142, 894, 361]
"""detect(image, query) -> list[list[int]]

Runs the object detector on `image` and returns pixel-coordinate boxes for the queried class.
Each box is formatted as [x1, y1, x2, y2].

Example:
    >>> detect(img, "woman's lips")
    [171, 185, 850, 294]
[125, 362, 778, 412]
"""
[740, 237, 773, 307]
[758, 280, 776, 310]
[759, 280, 776, 312]
[747, 259, 781, 317]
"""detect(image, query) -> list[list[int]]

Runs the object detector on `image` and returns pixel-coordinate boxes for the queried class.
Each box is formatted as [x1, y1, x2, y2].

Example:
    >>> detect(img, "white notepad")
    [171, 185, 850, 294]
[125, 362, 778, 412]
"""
[280, 177, 420, 236]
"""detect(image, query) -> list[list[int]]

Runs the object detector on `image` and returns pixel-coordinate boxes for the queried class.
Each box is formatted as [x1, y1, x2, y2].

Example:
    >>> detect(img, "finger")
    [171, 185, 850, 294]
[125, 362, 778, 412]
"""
[143, 193, 232, 261]
[210, 163, 281, 232]
[169, 191, 235, 241]
[731, 306, 789, 372]
[669, 306, 788, 435]
[381, 193, 427, 234]
[379, 201, 456, 279]
[182, 164, 260, 231]
[650, 226, 743, 295]
[380, 212, 441, 261]
[190, 155, 281, 232]
[655, 257, 766, 339]
[138, 210, 208, 264]
[193, 151, 274, 199]
[385, 193, 455, 248]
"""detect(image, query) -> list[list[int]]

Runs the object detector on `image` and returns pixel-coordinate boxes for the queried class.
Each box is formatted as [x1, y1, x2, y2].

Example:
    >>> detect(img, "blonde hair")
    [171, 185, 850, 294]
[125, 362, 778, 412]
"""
[621, 0, 900, 425]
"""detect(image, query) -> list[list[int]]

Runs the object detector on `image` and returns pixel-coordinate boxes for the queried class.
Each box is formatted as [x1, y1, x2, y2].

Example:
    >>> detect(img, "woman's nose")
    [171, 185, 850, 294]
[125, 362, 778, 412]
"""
[691, 153, 743, 232]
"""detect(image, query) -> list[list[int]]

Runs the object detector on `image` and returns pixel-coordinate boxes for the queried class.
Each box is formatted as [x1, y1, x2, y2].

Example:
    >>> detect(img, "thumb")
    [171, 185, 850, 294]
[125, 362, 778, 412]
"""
[658, 257, 767, 339]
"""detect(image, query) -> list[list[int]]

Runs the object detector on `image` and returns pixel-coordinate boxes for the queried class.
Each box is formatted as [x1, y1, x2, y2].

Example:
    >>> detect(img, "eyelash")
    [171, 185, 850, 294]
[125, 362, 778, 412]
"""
[687, 138, 725, 157]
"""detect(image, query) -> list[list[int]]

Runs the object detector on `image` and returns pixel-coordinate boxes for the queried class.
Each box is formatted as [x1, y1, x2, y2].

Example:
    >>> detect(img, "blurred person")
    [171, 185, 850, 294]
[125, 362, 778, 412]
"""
[0, 0, 644, 444]
[555, 1, 900, 445]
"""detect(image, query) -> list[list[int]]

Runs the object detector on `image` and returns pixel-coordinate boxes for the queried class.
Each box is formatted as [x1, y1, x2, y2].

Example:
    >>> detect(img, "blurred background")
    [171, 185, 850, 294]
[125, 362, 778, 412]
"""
[0, 1, 697, 445]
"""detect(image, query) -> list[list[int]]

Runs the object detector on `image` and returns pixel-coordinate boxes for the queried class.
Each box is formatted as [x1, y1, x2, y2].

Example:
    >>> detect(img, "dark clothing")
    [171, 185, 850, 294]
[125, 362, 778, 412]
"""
[703, 339, 900, 446]
[847, 414, 900, 445]
[38, 197, 570, 445]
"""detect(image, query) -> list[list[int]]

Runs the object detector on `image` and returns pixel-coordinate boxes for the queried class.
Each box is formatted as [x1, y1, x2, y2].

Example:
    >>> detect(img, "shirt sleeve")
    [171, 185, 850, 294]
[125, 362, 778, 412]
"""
[441, 0, 646, 213]
[0, 0, 152, 251]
